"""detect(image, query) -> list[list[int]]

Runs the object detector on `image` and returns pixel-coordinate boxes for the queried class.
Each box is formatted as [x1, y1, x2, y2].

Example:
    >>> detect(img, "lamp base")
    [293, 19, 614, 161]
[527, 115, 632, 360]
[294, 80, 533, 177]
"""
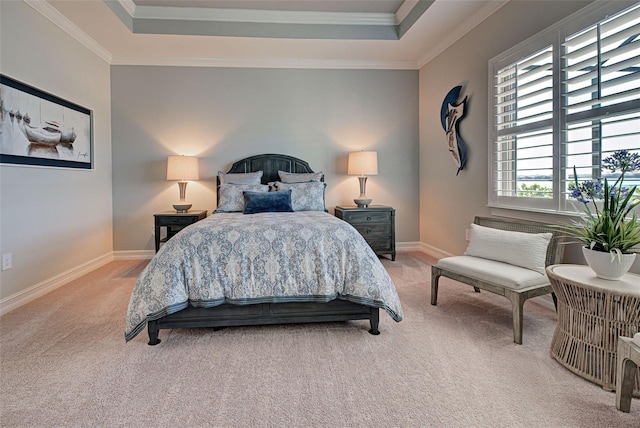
[172, 203, 192, 213]
[354, 198, 372, 208]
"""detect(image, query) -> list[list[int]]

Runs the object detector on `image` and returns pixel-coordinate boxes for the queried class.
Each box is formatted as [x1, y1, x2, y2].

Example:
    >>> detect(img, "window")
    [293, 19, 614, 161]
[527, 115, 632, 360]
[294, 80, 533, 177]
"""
[489, 1, 640, 215]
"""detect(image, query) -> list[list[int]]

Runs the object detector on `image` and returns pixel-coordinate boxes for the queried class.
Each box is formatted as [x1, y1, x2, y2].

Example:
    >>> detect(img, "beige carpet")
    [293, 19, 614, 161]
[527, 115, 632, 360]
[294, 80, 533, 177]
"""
[1, 253, 638, 427]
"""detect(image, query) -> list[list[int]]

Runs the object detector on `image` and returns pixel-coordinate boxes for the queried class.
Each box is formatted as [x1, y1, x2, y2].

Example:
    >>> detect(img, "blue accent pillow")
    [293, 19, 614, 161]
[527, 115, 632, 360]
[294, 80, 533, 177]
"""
[243, 189, 294, 214]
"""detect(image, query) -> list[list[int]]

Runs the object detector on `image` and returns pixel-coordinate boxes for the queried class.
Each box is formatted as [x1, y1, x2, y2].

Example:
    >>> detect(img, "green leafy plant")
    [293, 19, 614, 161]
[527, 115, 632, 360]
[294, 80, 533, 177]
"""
[561, 150, 640, 259]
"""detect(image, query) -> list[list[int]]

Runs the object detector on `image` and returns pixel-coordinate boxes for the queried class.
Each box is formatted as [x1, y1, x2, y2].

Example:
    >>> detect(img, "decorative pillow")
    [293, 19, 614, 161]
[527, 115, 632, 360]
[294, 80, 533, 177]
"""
[464, 223, 552, 275]
[218, 171, 263, 185]
[215, 184, 269, 212]
[274, 181, 326, 211]
[243, 189, 294, 214]
[278, 170, 324, 183]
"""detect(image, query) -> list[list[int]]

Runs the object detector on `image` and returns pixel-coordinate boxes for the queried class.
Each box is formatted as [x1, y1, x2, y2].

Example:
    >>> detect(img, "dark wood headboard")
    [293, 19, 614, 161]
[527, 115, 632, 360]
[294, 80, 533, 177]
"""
[216, 154, 319, 203]
[223, 154, 316, 184]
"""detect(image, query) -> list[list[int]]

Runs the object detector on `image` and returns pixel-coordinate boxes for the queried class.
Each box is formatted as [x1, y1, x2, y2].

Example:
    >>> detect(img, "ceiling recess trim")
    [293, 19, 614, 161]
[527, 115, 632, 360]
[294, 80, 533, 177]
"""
[105, 0, 433, 40]
[135, 6, 397, 26]
[110, 56, 419, 70]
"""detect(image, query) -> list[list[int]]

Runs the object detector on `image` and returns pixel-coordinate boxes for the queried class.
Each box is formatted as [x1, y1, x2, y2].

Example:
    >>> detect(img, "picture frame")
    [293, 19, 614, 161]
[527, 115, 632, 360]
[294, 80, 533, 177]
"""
[0, 74, 93, 170]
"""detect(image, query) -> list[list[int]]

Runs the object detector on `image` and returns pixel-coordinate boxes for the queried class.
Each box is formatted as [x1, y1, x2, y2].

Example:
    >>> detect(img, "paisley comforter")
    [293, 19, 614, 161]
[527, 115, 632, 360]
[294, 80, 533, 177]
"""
[125, 211, 403, 341]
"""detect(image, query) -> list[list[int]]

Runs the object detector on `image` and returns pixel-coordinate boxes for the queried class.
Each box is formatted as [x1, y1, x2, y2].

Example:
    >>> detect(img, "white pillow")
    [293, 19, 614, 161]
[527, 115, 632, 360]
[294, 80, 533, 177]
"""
[273, 181, 326, 211]
[218, 171, 263, 185]
[278, 170, 324, 183]
[464, 223, 552, 275]
[215, 184, 268, 212]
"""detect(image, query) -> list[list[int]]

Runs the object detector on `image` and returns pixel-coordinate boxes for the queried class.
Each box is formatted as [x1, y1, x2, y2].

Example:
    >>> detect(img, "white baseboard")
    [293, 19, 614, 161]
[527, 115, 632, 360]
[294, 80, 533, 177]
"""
[113, 250, 154, 260]
[407, 242, 453, 260]
[0, 252, 114, 316]
[396, 241, 424, 252]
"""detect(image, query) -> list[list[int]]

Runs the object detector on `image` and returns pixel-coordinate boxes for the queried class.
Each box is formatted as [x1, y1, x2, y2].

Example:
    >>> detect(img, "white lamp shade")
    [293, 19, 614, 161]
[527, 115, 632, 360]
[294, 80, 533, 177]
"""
[167, 155, 199, 181]
[348, 151, 378, 176]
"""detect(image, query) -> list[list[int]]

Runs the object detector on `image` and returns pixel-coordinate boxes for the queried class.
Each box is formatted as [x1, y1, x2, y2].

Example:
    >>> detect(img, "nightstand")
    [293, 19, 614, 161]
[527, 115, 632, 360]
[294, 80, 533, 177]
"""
[154, 210, 207, 252]
[334, 205, 396, 261]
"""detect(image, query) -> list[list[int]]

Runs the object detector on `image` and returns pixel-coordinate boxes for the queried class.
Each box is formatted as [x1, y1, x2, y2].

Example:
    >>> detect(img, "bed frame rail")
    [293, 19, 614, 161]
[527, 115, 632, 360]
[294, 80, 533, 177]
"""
[148, 300, 380, 345]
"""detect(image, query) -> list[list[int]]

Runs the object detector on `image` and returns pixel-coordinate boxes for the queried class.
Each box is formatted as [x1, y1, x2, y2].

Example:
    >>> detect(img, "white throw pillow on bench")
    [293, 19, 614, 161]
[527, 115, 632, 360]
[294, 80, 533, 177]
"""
[464, 223, 552, 275]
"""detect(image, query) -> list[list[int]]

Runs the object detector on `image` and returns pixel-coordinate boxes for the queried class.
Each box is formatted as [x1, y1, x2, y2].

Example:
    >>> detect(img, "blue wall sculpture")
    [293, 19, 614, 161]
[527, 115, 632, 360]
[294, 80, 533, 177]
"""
[440, 85, 468, 175]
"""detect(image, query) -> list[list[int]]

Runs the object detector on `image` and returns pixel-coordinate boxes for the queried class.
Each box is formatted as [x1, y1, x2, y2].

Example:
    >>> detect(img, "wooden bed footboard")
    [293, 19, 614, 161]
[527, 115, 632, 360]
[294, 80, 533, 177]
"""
[147, 300, 380, 345]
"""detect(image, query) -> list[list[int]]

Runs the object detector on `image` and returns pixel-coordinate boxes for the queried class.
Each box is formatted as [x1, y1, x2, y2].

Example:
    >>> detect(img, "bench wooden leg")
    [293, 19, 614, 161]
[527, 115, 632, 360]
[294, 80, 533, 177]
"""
[473, 287, 481, 293]
[616, 357, 637, 412]
[616, 338, 640, 412]
[431, 267, 440, 306]
[507, 292, 525, 345]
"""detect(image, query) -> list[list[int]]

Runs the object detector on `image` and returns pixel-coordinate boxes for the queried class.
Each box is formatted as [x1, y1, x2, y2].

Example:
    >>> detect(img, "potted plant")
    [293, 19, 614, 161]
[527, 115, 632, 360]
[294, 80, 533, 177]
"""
[562, 150, 640, 280]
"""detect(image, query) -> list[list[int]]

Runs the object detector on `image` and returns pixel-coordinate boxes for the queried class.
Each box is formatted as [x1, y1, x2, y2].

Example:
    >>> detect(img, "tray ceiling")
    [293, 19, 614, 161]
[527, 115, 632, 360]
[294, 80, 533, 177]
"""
[106, 0, 431, 40]
[36, 0, 509, 69]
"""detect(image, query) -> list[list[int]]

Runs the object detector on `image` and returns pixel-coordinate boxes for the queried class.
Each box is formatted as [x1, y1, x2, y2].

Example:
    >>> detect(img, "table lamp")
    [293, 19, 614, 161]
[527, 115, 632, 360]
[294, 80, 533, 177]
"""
[348, 150, 378, 207]
[167, 155, 199, 212]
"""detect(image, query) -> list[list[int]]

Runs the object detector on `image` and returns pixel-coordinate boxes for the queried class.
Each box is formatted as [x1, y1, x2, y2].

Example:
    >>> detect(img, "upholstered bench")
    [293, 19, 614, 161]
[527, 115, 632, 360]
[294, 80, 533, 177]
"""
[431, 216, 564, 344]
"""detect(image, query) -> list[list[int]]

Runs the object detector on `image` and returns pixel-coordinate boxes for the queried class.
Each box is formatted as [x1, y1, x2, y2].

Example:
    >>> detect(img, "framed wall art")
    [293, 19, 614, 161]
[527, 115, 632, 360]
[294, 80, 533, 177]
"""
[0, 74, 93, 169]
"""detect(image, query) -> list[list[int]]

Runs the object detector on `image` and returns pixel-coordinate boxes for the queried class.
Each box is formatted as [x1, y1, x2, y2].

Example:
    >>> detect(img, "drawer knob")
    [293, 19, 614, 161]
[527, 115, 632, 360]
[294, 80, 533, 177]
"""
[366, 216, 372, 221]
[366, 229, 372, 234]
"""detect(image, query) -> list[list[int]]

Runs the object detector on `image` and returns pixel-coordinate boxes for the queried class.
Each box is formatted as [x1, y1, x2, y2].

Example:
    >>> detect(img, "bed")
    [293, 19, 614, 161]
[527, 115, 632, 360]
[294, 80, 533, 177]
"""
[125, 154, 403, 345]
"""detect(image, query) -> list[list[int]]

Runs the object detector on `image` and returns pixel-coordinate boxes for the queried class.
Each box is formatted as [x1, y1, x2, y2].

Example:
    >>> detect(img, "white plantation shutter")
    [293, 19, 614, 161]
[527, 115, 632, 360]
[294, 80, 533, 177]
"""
[561, 4, 640, 211]
[489, 1, 640, 214]
[491, 44, 556, 210]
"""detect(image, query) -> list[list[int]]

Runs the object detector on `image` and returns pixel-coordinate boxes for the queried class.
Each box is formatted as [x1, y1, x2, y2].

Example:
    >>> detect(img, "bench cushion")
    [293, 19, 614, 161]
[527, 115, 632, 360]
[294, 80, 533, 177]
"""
[436, 256, 549, 289]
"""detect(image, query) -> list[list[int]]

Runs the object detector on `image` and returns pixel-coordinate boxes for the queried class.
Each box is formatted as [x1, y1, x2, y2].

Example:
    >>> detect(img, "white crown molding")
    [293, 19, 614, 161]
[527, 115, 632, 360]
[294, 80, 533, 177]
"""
[396, 0, 419, 24]
[23, 0, 112, 63]
[118, 0, 137, 16]
[111, 56, 419, 70]
[0, 252, 114, 316]
[129, 5, 396, 26]
[417, 0, 509, 68]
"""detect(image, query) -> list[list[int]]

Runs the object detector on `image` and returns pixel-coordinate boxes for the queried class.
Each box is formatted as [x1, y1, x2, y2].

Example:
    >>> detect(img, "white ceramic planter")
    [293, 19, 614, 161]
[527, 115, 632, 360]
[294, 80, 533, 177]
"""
[582, 247, 636, 280]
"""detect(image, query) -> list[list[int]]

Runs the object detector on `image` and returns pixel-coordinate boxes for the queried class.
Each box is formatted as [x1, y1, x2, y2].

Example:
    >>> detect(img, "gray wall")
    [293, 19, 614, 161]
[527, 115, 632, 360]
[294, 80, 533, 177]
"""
[111, 66, 419, 251]
[0, 2, 113, 300]
[419, 0, 592, 259]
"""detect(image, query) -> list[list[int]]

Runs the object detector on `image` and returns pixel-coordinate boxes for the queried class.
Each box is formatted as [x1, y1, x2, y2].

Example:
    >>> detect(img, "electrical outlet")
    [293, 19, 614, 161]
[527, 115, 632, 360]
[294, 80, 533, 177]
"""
[2, 253, 12, 270]
[465, 229, 470, 241]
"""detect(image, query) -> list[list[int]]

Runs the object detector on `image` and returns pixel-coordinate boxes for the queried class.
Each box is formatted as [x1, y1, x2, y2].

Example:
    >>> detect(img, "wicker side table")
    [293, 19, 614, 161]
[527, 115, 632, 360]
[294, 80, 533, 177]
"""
[546, 264, 640, 397]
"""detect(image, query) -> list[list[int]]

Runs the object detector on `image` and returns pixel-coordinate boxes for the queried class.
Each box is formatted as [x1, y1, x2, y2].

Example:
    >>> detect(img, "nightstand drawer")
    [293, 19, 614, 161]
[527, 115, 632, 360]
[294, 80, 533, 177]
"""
[363, 236, 393, 252]
[351, 223, 391, 237]
[158, 216, 198, 227]
[343, 211, 391, 224]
